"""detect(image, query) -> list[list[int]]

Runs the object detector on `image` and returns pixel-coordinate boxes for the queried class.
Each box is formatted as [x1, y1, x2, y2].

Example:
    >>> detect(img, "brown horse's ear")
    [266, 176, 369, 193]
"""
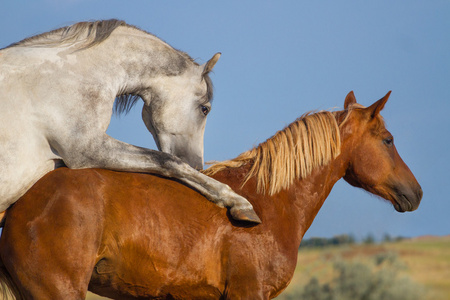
[365, 91, 391, 119]
[202, 52, 221, 75]
[344, 91, 357, 109]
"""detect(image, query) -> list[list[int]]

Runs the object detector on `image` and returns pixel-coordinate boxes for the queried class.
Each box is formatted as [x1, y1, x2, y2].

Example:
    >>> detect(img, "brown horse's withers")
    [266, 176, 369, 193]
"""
[0, 92, 422, 299]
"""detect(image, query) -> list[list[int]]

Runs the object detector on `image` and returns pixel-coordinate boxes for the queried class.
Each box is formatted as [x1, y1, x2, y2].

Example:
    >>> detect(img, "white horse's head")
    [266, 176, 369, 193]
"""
[140, 53, 221, 170]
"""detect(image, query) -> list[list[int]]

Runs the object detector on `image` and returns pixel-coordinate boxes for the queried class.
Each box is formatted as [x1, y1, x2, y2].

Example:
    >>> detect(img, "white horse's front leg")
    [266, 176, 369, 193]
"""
[163, 159, 261, 223]
[56, 135, 261, 224]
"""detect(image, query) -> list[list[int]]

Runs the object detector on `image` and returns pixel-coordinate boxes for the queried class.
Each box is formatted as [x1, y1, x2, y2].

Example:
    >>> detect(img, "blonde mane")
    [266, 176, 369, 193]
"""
[204, 111, 341, 195]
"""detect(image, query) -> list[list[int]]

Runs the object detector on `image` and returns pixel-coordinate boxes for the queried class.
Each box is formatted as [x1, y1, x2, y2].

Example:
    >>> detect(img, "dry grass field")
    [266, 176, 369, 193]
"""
[84, 235, 450, 299]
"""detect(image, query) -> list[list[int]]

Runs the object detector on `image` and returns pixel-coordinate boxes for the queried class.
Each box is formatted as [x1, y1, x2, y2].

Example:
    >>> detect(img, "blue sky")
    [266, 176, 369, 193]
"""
[1, 1, 449, 240]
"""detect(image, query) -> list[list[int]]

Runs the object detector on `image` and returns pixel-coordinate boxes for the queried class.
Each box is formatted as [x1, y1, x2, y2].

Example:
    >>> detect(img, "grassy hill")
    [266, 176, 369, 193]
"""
[277, 235, 450, 299]
[86, 235, 450, 299]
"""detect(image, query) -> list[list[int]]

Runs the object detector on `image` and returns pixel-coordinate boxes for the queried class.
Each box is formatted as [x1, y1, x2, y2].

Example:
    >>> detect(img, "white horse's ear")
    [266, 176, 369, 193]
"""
[202, 52, 221, 75]
[344, 91, 357, 109]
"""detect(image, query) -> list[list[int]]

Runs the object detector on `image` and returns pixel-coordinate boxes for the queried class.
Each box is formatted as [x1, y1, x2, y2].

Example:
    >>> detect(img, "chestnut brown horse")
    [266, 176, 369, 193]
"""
[0, 91, 422, 299]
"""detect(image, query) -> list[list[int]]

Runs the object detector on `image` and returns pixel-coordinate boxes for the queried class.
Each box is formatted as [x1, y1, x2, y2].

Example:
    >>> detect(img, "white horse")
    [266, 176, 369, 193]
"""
[0, 19, 260, 223]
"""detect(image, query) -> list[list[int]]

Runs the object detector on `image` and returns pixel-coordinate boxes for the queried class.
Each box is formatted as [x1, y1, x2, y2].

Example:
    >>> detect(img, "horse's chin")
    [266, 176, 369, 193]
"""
[393, 196, 410, 213]
[392, 191, 422, 213]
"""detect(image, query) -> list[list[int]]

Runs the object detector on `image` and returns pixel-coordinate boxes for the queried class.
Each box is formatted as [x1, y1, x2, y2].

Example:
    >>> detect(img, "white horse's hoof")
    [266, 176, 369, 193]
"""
[229, 207, 262, 224]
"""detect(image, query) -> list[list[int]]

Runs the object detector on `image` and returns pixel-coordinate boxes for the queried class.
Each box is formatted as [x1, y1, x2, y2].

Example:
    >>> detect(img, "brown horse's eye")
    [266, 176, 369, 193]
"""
[201, 105, 210, 116]
[383, 137, 394, 147]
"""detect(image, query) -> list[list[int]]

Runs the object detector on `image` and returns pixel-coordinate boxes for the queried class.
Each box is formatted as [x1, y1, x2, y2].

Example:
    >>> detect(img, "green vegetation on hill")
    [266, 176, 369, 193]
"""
[282, 252, 424, 300]
[299, 234, 356, 248]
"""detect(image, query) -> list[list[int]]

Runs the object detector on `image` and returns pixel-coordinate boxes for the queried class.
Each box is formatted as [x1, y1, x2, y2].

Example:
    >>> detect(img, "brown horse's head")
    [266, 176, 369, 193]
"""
[340, 91, 422, 212]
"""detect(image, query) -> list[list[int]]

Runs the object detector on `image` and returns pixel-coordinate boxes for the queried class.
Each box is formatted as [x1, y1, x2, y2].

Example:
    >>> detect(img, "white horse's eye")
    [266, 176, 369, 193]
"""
[201, 105, 210, 116]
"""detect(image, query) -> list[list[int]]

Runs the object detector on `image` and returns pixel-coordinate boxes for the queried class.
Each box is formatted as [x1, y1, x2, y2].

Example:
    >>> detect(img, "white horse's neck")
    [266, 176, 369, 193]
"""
[81, 26, 195, 100]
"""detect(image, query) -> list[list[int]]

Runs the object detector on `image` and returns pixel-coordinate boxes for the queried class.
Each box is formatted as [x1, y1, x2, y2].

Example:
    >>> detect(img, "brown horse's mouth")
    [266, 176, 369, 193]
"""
[393, 195, 412, 212]
[392, 187, 423, 213]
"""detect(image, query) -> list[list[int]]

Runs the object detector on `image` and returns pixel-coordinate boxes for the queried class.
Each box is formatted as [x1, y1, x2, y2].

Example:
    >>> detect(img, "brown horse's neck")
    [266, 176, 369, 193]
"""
[211, 150, 348, 249]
